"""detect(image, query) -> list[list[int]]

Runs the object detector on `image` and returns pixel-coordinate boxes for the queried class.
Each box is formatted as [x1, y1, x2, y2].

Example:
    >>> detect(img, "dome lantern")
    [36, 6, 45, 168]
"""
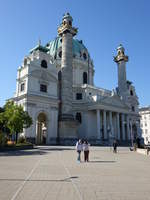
[114, 44, 128, 63]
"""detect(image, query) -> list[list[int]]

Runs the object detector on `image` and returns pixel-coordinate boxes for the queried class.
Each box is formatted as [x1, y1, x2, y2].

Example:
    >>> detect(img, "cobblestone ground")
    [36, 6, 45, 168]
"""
[0, 146, 150, 200]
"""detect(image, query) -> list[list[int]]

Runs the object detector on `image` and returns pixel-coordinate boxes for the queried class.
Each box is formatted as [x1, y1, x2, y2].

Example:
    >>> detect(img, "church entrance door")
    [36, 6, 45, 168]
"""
[36, 113, 47, 145]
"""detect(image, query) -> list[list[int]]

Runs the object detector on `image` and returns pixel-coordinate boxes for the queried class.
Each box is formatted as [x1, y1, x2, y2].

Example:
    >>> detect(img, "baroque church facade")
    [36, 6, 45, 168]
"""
[12, 13, 140, 145]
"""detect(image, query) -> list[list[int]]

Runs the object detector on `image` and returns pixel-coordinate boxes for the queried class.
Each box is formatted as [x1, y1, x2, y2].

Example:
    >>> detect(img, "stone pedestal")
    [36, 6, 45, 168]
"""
[59, 120, 78, 139]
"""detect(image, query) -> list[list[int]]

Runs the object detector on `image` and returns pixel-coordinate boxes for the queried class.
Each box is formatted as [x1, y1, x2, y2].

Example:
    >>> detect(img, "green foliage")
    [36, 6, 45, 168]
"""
[0, 101, 32, 142]
[18, 136, 26, 143]
[16, 142, 33, 147]
[0, 133, 8, 147]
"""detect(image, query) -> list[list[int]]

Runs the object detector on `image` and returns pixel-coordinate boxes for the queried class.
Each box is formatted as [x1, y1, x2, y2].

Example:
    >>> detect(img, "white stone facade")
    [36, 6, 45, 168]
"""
[139, 106, 150, 144]
[12, 13, 140, 145]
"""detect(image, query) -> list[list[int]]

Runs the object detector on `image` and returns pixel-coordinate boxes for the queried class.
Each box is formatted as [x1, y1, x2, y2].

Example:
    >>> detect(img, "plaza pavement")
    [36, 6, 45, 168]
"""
[0, 146, 150, 200]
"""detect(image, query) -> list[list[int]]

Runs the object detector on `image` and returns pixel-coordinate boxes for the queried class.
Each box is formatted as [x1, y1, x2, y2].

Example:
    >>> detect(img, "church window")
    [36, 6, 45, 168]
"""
[132, 106, 135, 112]
[76, 112, 82, 123]
[83, 72, 88, 84]
[130, 90, 133, 96]
[145, 129, 148, 134]
[76, 93, 82, 100]
[69, 21, 72, 26]
[83, 53, 87, 60]
[59, 51, 62, 58]
[20, 83, 25, 92]
[40, 84, 47, 93]
[58, 71, 62, 81]
[41, 60, 47, 68]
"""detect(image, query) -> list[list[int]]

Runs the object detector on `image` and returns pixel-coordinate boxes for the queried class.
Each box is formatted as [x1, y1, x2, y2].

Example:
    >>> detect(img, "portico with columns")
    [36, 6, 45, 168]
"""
[96, 109, 131, 142]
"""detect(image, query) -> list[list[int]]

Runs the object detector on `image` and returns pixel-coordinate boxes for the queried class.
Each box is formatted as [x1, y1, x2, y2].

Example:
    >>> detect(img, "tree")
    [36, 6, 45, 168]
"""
[0, 101, 32, 142]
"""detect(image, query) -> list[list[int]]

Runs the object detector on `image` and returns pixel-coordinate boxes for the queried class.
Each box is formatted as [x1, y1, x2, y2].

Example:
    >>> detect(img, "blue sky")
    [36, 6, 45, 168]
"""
[0, 0, 150, 107]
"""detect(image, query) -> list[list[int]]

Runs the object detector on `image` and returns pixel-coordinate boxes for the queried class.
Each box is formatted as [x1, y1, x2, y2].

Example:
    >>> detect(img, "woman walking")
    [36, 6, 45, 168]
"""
[83, 140, 90, 162]
[75, 139, 83, 162]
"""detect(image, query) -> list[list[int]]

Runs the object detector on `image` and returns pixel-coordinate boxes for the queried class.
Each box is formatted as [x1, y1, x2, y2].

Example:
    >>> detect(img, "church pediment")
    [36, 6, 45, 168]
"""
[30, 69, 57, 82]
[100, 95, 129, 109]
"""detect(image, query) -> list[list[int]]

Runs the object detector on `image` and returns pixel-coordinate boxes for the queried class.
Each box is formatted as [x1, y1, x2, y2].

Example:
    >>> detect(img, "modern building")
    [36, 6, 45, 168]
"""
[12, 13, 140, 145]
[139, 106, 150, 144]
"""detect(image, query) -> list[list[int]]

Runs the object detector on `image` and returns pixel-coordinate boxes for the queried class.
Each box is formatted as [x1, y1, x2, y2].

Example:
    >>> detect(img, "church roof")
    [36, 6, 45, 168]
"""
[30, 44, 49, 54]
[46, 36, 89, 58]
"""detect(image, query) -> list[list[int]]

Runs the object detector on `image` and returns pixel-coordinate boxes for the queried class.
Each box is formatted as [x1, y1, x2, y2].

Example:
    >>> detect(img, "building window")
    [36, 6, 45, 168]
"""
[83, 53, 87, 60]
[76, 112, 82, 123]
[69, 21, 72, 26]
[58, 51, 62, 58]
[145, 129, 148, 134]
[20, 83, 25, 92]
[130, 90, 133, 96]
[132, 106, 135, 112]
[76, 93, 82, 100]
[40, 84, 47, 92]
[141, 123, 143, 128]
[41, 60, 47, 68]
[145, 122, 147, 127]
[83, 72, 88, 84]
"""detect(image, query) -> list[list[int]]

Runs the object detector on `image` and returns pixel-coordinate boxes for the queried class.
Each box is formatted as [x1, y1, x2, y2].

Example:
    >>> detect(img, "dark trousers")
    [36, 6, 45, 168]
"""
[113, 146, 117, 153]
[84, 150, 89, 162]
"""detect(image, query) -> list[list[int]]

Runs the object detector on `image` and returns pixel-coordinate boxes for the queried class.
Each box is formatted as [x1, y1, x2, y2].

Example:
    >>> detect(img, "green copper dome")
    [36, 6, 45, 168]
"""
[46, 36, 89, 58]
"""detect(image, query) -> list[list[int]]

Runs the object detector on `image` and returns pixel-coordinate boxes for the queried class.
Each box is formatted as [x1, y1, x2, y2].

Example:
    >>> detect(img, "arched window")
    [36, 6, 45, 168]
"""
[58, 71, 62, 81]
[76, 112, 82, 123]
[69, 21, 72, 26]
[58, 51, 62, 58]
[132, 106, 135, 112]
[130, 90, 133, 96]
[83, 53, 87, 60]
[83, 72, 88, 84]
[41, 60, 47, 68]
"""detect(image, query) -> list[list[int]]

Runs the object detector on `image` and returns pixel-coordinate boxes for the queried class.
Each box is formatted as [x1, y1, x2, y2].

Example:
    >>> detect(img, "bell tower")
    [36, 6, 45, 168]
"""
[57, 13, 78, 143]
[114, 44, 128, 99]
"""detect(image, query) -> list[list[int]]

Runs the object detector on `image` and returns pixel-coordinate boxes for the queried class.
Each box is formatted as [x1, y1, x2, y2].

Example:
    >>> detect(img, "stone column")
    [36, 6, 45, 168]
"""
[121, 114, 125, 140]
[103, 110, 107, 139]
[126, 115, 130, 140]
[96, 110, 101, 139]
[117, 113, 120, 140]
[58, 13, 77, 119]
[109, 111, 113, 138]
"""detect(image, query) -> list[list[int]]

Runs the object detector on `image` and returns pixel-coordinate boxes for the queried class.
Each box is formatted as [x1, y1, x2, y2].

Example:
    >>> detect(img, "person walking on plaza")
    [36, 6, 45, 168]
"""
[113, 139, 118, 153]
[75, 139, 83, 162]
[83, 140, 90, 162]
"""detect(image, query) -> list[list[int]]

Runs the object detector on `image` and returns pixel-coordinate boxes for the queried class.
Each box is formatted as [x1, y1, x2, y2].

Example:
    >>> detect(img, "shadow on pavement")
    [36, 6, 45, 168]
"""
[89, 160, 116, 163]
[0, 146, 75, 157]
[36, 147, 74, 151]
[0, 150, 47, 157]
